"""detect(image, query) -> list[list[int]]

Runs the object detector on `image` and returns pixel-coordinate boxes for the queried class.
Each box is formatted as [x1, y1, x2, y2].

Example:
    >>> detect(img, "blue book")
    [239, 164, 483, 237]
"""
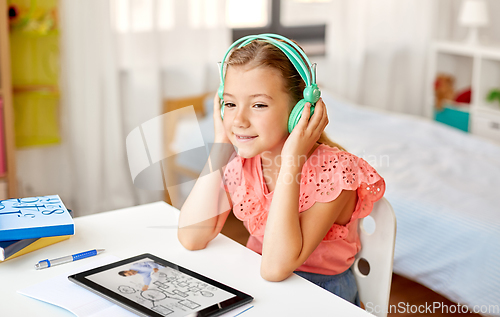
[0, 195, 75, 241]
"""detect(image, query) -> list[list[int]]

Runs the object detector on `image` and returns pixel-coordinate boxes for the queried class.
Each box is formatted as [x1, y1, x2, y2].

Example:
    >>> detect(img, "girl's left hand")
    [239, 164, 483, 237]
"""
[281, 98, 329, 167]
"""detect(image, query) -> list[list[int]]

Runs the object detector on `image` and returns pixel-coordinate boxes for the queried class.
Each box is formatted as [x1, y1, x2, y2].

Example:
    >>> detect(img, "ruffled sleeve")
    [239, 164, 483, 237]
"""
[299, 147, 385, 220]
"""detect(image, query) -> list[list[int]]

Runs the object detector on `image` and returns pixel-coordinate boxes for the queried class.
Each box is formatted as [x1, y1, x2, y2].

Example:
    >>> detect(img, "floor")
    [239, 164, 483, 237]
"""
[221, 213, 481, 317]
[388, 274, 480, 317]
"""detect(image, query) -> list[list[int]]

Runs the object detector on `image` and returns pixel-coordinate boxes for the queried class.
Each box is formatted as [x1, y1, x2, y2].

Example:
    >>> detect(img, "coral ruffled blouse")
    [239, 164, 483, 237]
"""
[222, 144, 385, 275]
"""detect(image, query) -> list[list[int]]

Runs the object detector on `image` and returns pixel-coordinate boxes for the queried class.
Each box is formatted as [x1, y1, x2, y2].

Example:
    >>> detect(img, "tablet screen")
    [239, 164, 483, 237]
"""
[87, 257, 234, 316]
[69, 254, 253, 317]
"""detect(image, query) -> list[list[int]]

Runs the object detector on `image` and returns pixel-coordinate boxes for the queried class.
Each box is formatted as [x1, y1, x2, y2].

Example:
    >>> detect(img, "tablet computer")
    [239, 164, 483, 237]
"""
[68, 253, 253, 317]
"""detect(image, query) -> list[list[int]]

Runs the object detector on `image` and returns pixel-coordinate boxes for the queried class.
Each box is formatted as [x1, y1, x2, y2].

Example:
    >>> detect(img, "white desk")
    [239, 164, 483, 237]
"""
[0, 201, 372, 316]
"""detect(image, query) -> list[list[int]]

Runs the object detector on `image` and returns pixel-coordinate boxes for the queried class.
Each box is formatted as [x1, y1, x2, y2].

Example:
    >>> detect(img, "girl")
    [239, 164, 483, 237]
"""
[177, 35, 385, 306]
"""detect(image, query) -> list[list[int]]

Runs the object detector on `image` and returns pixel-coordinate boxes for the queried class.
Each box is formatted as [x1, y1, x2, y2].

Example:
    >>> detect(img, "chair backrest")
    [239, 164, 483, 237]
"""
[353, 197, 397, 317]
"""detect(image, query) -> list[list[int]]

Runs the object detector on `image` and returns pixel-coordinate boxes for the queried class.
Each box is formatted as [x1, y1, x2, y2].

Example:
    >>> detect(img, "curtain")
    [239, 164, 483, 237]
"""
[324, 0, 436, 116]
[16, 0, 230, 216]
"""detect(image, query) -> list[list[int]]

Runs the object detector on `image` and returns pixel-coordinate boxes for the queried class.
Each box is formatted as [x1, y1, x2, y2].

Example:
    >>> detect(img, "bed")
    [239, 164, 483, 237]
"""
[170, 91, 500, 315]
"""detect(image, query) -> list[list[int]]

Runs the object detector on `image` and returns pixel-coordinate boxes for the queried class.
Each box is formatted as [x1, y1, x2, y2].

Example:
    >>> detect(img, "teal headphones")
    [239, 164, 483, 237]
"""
[218, 33, 321, 133]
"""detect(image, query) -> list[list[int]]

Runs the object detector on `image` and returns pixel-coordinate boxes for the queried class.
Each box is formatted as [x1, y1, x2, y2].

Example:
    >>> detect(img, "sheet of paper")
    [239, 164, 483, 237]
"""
[18, 255, 135, 317]
[18, 255, 253, 317]
[220, 304, 253, 317]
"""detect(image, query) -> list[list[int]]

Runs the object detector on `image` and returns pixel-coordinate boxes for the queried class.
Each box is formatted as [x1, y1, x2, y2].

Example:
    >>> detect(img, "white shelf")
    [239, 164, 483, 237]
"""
[434, 41, 500, 60]
[470, 108, 500, 144]
[433, 41, 477, 57]
[478, 57, 500, 112]
[481, 45, 500, 61]
[427, 40, 500, 143]
[471, 106, 500, 117]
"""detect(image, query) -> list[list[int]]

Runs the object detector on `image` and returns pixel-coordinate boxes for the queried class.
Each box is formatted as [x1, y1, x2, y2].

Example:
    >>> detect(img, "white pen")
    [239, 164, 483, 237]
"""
[35, 249, 105, 270]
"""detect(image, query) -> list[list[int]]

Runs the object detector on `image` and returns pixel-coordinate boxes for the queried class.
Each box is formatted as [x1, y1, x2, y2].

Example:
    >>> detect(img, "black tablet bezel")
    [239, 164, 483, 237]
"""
[68, 253, 253, 317]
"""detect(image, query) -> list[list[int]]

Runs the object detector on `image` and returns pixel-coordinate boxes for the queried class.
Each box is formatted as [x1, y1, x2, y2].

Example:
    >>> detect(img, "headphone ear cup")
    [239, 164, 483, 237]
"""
[303, 84, 321, 104]
[288, 99, 315, 133]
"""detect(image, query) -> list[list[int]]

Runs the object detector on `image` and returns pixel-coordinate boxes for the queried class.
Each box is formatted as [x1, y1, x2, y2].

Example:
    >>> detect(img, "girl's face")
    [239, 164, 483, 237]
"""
[222, 65, 292, 159]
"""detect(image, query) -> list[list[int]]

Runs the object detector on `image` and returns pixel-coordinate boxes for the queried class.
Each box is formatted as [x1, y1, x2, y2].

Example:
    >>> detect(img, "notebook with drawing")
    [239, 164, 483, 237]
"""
[68, 253, 253, 317]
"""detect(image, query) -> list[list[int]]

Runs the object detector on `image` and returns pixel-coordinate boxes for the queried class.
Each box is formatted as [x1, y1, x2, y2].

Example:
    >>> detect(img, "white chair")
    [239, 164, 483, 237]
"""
[353, 197, 397, 317]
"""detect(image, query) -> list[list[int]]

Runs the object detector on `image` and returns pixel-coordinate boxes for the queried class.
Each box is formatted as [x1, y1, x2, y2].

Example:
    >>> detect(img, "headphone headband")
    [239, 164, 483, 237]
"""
[218, 34, 315, 92]
[252, 33, 316, 83]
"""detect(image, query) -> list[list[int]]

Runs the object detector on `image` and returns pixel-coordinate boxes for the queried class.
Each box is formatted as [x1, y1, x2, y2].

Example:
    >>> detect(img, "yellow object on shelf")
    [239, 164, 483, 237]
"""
[10, 31, 59, 86]
[8, 0, 58, 35]
[9, 0, 60, 147]
[13, 90, 60, 147]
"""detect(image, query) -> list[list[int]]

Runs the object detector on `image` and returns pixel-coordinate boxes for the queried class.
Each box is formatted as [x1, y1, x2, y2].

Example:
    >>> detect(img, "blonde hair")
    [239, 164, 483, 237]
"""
[226, 40, 346, 152]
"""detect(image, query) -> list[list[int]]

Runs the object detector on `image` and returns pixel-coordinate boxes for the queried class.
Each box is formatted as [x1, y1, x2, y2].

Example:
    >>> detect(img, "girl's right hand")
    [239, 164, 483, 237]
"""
[213, 92, 231, 144]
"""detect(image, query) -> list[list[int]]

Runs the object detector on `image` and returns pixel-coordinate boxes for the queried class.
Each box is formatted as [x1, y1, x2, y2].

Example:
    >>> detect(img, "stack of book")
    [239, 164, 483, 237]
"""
[0, 195, 74, 262]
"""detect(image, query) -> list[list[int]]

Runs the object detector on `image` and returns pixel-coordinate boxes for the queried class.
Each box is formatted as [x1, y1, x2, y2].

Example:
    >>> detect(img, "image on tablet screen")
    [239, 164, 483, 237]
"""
[86, 258, 234, 316]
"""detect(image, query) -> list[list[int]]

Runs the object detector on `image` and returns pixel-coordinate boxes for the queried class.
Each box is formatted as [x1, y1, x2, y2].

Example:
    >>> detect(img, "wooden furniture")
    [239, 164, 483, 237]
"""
[162, 93, 209, 205]
[0, 0, 18, 198]
[0, 201, 373, 316]
[426, 40, 500, 144]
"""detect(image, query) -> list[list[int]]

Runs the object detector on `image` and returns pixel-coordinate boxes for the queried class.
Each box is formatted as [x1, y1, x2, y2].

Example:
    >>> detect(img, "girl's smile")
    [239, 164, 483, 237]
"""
[234, 134, 258, 142]
[222, 64, 292, 159]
